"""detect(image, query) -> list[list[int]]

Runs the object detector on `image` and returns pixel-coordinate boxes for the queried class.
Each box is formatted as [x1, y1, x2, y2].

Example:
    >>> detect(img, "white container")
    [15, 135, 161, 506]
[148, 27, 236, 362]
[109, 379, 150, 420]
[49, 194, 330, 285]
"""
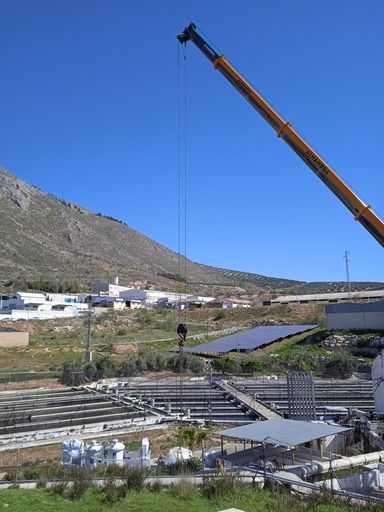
[104, 439, 125, 466]
[141, 437, 150, 459]
[84, 440, 103, 467]
[61, 438, 84, 466]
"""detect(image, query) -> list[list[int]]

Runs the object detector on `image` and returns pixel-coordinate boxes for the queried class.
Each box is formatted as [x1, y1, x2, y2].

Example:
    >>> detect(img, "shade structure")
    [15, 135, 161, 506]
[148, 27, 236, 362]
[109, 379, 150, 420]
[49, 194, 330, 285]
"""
[183, 325, 317, 354]
[216, 419, 351, 447]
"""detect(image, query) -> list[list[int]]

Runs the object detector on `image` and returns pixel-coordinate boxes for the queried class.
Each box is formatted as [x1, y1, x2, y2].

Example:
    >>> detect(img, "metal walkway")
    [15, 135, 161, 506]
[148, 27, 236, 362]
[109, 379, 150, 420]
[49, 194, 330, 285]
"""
[217, 382, 282, 420]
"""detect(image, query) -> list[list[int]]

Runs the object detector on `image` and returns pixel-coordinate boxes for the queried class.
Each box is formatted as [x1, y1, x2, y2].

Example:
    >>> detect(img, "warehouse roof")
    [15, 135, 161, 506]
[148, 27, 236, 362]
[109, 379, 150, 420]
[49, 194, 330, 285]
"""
[216, 419, 351, 447]
[326, 300, 384, 314]
[272, 290, 384, 304]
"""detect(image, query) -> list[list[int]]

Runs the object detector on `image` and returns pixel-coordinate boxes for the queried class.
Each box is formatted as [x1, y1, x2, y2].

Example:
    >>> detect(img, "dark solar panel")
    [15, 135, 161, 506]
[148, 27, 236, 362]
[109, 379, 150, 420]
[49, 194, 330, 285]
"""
[184, 325, 317, 354]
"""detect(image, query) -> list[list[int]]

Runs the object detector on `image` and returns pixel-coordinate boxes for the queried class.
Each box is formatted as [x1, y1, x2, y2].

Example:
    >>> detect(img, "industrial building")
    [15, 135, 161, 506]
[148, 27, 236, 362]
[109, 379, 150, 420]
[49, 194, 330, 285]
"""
[119, 288, 214, 308]
[91, 277, 134, 296]
[0, 291, 88, 321]
[264, 289, 384, 306]
[326, 301, 384, 331]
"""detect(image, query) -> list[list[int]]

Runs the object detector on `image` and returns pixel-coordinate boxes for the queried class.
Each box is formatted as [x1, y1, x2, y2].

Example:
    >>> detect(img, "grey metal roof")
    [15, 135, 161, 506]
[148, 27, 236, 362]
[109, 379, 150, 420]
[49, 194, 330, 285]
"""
[184, 325, 317, 354]
[216, 419, 351, 447]
[272, 291, 384, 303]
[326, 300, 384, 314]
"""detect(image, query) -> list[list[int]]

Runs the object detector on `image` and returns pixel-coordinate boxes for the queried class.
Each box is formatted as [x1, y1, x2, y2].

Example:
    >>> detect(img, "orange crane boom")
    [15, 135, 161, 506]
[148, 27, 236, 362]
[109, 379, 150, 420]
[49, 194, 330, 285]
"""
[177, 23, 384, 247]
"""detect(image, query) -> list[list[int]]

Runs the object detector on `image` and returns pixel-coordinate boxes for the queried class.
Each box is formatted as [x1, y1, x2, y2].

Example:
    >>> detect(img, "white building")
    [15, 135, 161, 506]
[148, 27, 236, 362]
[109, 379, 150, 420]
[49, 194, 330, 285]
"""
[91, 277, 133, 296]
[91, 296, 126, 310]
[119, 289, 214, 306]
[0, 291, 88, 321]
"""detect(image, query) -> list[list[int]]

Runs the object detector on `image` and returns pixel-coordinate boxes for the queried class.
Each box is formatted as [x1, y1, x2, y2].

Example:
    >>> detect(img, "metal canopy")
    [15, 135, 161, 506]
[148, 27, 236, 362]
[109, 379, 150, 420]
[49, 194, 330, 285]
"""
[216, 419, 351, 447]
[184, 325, 317, 354]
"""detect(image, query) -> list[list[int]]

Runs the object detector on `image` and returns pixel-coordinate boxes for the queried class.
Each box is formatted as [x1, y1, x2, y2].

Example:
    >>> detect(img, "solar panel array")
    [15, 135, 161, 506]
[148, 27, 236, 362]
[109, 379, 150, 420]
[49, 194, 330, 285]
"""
[184, 325, 317, 354]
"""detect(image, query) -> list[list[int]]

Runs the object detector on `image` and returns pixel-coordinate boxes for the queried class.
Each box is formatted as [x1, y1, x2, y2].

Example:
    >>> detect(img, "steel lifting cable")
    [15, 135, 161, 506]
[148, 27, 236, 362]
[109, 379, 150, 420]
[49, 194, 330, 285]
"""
[176, 42, 188, 354]
[177, 43, 190, 424]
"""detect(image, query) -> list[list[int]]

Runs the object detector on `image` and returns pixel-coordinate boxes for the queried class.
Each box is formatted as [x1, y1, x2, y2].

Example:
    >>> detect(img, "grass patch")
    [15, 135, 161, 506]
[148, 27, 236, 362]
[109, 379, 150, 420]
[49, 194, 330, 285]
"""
[0, 485, 380, 512]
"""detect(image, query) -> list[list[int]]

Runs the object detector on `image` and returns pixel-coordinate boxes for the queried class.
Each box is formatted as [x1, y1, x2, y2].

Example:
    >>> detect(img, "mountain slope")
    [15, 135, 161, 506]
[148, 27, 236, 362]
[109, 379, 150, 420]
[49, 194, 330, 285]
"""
[1, 168, 382, 295]
[0, 168, 301, 292]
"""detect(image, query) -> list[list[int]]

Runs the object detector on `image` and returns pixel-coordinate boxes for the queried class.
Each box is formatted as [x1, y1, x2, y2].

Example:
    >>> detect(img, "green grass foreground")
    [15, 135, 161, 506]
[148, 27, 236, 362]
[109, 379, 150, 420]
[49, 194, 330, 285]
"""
[0, 487, 382, 512]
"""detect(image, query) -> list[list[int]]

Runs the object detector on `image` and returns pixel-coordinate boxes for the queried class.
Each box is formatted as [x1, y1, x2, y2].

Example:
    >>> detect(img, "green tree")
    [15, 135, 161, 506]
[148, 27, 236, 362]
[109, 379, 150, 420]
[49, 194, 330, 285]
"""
[240, 359, 262, 375]
[211, 357, 236, 374]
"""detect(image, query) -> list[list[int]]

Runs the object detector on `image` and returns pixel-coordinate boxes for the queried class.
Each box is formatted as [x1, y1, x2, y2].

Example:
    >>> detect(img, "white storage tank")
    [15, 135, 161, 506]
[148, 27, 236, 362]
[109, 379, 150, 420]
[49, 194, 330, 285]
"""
[165, 446, 193, 465]
[104, 439, 125, 466]
[84, 440, 103, 467]
[61, 438, 84, 466]
[140, 437, 151, 467]
[141, 437, 150, 458]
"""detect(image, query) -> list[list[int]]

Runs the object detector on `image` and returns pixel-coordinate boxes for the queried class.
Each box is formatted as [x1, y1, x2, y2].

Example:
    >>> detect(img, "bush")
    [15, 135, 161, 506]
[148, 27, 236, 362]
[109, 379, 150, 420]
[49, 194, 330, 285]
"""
[240, 359, 262, 374]
[161, 458, 202, 476]
[60, 360, 89, 386]
[51, 481, 69, 497]
[3, 470, 17, 481]
[20, 467, 42, 480]
[148, 479, 162, 492]
[170, 479, 194, 499]
[67, 468, 92, 500]
[211, 357, 236, 374]
[105, 464, 126, 478]
[95, 356, 116, 379]
[167, 353, 204, 374]
[201, 475, 242, 501]
[123, 467, 145, 491]
[102, 478, 127, 503]
[324, 350, 357, 378]
[119, 355, 139, 377]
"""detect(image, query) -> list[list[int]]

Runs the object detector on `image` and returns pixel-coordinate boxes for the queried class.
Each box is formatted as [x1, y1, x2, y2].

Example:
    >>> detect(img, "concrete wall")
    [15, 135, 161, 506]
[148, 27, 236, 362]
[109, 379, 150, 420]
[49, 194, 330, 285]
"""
[0, 331, 29, 348]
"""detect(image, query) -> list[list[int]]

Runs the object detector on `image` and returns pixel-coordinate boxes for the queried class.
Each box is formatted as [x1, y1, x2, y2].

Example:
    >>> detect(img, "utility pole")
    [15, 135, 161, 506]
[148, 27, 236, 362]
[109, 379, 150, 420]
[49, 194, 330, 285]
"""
[86, 296, 93, 363]
[343, 251, 352, 298]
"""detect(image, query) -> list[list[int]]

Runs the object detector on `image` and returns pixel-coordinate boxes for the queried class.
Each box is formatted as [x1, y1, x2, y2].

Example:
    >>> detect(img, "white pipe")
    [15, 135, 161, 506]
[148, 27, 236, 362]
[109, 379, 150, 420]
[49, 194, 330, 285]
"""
[289, 450, 384, 478]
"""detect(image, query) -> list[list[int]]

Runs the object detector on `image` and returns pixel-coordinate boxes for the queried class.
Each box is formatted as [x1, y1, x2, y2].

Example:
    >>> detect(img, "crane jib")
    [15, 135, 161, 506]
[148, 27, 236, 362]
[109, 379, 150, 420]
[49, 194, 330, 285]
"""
[177, 22, 384, 247]
[304, 150, 330, 175]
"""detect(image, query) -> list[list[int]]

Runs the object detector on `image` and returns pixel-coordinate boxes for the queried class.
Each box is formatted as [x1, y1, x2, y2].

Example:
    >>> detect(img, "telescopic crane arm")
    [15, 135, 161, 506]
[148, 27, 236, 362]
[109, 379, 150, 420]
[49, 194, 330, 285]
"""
[177, 23, 384, 248]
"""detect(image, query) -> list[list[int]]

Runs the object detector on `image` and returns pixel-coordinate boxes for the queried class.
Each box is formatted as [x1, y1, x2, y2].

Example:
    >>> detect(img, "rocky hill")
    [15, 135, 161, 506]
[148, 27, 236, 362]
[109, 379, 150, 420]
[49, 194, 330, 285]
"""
[0, 168, 300, 293]
[0, 167, 382, 296]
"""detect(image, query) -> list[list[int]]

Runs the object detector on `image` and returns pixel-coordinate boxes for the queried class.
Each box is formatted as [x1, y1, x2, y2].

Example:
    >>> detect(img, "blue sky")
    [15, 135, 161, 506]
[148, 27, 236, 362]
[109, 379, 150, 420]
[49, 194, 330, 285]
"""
[1, 0, 383, 283]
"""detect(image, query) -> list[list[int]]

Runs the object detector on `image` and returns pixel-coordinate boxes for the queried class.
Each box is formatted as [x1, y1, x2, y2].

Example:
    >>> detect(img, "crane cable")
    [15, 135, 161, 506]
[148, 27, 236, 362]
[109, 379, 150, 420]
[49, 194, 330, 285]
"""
[176, 42, 189, 425]
[177, 42, 188, 354]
